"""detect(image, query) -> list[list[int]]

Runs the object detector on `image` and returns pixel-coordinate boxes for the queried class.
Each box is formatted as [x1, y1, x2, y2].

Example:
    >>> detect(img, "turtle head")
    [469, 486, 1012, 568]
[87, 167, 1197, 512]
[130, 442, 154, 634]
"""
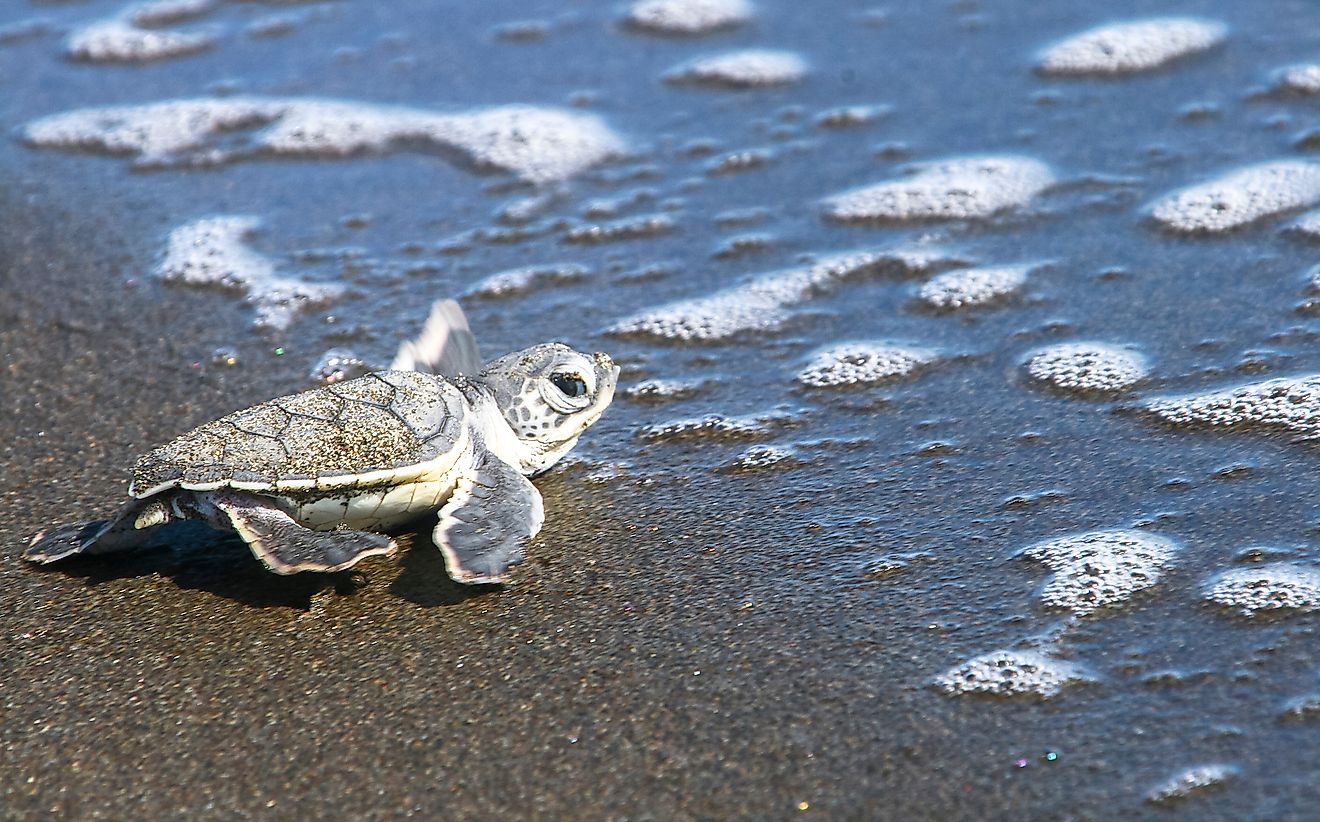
[480, 343, 619, 474]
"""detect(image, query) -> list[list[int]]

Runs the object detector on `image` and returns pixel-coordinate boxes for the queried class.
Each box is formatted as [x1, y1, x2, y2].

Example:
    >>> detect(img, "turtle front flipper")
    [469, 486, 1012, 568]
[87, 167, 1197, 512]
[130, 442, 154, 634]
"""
[210, 493, 397, 575]
[25, 499, 169, 563]
[434, 455, 545, 585]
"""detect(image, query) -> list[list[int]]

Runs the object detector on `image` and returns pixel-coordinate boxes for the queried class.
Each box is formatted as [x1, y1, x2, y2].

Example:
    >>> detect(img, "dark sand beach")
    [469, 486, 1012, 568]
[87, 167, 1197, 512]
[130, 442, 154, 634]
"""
[4, 0, 1320, 818]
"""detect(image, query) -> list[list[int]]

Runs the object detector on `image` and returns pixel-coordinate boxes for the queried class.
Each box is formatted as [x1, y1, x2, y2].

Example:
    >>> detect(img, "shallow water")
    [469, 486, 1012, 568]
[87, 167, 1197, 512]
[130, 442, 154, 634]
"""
[4, 0, 1320, 817]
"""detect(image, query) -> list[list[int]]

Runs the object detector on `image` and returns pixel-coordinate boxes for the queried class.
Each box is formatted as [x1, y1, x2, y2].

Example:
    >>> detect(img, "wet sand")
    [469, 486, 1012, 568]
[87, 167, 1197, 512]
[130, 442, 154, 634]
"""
[0, 198, 944, 819]
[0, 198, 1161, 819]
[5, 202, 1317, 818]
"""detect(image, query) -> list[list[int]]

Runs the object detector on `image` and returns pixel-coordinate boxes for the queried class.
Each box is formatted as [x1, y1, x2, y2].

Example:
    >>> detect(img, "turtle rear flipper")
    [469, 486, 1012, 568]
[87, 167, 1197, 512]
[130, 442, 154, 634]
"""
[24, 499, 169, 563]
[212, 494, 397, 575]
[25, 521, 116, 563]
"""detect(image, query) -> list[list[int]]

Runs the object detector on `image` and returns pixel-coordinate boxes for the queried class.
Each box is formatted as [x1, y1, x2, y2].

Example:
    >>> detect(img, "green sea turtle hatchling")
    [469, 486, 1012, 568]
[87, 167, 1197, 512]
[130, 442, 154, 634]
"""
[25, 300, 619, 584]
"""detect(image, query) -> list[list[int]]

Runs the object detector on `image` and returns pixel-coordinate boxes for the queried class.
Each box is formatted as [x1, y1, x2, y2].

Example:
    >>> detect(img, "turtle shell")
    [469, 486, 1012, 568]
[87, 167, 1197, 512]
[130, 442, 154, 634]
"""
[130, 370, 469, 498]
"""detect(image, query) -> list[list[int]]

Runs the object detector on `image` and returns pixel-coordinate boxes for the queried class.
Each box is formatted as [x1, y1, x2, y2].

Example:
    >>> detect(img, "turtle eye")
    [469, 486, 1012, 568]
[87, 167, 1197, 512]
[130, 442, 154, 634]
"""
[550, 372, 588, 398]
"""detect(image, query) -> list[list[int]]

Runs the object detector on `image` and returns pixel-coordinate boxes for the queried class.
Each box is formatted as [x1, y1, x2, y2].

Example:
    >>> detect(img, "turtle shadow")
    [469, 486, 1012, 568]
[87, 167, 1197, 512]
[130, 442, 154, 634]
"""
[388, 527, 497, 608]
[32, 521, 495, 609]
[43, 522, 361, 610]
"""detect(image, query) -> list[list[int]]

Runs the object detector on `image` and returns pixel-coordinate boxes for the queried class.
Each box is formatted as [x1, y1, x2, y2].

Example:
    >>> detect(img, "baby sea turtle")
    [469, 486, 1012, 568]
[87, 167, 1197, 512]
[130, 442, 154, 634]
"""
[25, 300, 619, 584]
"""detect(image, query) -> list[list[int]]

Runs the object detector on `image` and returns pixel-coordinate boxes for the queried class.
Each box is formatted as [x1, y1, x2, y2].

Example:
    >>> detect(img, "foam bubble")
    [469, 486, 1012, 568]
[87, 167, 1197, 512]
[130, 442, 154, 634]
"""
[664, 49, 808, 88]
[797, 342, 935, 388]
[1146, 765, 1238, 805]
[933, 649, 1094, 699]
[463, 263, 589, 298]
[621, 378, 703, 402]
[638, 413, 784, 443]
[720, 444, 800, 472]
[563, 214, 675, 244]
[1272, 64, 1320, 95]
[1203, 564, 1320, 617]
[624, 0, 753, 34]
[1020, 529, 1180, 615]
[919, 264, 1031, 309]
[157, 216, 344, 330]
[310, 348, 370, 384]
[1025, 342, 1149, 393]
[24, 98, 625, 183]
[607, 246, 963, 341]
[705, 148, 774, 176]
[1037, 18, 1227, 76]
[1143, 375, 1320, 437]
[210, 346, 239, 368]
[712, 233, 775, 259]
[1148, 161, 1320, 233]
[823, 156, 1054, 223]
[1281, 694, 1320, 722]
[862, 555, 914, 579]
[1282, 209, 1320, 240]
[67, 17, 215, 63]
[814, 105, 890, 129]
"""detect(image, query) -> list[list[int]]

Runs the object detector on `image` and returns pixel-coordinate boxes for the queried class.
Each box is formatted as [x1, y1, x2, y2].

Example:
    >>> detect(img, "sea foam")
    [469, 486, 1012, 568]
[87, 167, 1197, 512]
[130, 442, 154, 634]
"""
[25, 97, 625, 183]
[1037, 18, 1226, 76]
[824, 156, 1054, 223]
[157, 216, 343, 330]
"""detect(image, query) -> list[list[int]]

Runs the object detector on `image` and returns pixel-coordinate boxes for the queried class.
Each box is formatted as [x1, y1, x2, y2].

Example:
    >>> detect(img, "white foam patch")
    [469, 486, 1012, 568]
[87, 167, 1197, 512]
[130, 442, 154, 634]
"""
[1020, 529, 1180, 616]
[1273, 64, 1320, 95]
[664, 49, 808, 88]
[157, 216, 344, 330]
[24, 97, 625, 183]
[933, 649, 1094, 699]
[563, 213, 675, 244]
[625, 0, 753, 34]
[1143, 375, 1320, 437]
[1148, 161, 1320, 233]
[463, 264, 589, 298]
[797, 342, 936, 388]
[1203, 564, 1320, 617]
[722, 444, 797, 470]
[67, 17, 215, 62]
[1146, 765, 1238, 805]
[607, 247, 962, 341]
[919, 264, 1031, 309]
[1025, 342, 1149, 393]
[823, 156, 1054, 223]
[622, 378, 703, 402]
[815, 105, 890, 129]
[705, 148, 774, 176]
[1037, 18, 1227, 76]
[1283, 208, 1320, 239]
[638, 413, 783, 443]
[25, 98, 286, 163]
